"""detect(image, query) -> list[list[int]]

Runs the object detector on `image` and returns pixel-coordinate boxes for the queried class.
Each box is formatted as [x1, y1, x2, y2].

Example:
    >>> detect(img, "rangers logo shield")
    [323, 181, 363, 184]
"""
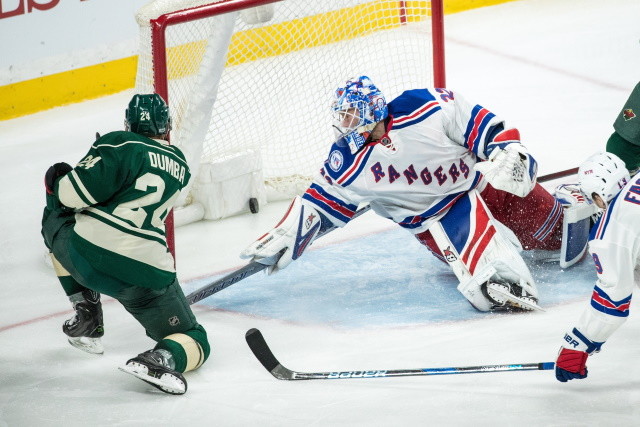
[329, 150, 344, 172]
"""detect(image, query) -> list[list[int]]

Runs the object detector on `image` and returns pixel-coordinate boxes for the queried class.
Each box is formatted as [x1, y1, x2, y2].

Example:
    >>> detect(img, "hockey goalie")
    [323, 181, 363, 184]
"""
[241, 76, 592, 312]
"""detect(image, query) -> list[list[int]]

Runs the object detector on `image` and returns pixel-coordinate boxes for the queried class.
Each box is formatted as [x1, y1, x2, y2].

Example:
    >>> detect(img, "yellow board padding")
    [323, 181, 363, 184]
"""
[165, 333, 205, 372]
[224, 1, 428, 67]
[167, 0, 428, 79]
[0, 56, 137, 121]
[0, 0, 518, 121]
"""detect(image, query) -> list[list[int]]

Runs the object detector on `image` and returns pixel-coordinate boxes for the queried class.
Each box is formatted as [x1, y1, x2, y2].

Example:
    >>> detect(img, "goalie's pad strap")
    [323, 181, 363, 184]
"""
[165, 333, 205, 372]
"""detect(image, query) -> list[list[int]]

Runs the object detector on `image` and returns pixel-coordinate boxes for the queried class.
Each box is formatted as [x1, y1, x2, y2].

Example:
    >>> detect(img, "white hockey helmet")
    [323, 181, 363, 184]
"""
[578, 152, 630, 206]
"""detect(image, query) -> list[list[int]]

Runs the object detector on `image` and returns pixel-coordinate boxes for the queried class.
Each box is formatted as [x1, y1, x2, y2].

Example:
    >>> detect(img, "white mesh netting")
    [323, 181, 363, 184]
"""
[135, 0, 436, 209]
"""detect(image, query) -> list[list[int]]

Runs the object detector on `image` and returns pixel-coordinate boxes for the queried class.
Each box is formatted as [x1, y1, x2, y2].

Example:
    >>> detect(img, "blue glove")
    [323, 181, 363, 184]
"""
[555, 347, 589, 382]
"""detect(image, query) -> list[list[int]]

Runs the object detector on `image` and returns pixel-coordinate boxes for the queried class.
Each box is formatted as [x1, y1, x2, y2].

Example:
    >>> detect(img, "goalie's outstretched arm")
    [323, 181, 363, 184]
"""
[240, 196, 336, 274]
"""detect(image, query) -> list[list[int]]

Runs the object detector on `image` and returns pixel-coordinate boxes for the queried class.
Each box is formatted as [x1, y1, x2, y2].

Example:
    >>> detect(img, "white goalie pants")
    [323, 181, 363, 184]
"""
[415, 189, 537, 311]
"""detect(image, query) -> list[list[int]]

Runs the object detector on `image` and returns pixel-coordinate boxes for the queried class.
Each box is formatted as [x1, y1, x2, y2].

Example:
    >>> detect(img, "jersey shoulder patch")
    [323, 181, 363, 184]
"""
[388, 89, 441, 129]
[322, 138, 375, 187]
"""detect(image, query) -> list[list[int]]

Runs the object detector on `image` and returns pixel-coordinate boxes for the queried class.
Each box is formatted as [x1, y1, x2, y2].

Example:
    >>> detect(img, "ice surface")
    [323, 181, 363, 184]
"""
[2, 0, 640, 425]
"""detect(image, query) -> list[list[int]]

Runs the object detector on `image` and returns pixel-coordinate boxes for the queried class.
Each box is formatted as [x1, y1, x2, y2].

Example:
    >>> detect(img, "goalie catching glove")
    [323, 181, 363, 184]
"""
[240, 196, 327, 274]
[475, 137, 537, 198]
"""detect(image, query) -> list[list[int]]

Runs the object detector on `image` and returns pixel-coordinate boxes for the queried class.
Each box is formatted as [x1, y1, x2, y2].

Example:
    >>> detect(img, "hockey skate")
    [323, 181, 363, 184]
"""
[483, 282, 543, 312]
[119, 349, 187, 395]
[63, 290, 104, 354]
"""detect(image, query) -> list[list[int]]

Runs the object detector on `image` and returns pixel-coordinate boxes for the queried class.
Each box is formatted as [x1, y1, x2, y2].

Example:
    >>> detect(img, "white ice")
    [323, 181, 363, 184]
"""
[2, 0, 640, 425]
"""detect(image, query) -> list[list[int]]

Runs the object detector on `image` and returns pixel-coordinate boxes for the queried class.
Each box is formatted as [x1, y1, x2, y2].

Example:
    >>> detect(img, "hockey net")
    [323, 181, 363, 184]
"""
[134, 0, 445, 251]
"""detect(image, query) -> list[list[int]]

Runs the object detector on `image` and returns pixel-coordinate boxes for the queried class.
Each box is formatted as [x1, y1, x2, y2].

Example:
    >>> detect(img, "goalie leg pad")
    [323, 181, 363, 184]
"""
[554, 184, 598, 268]
[423, 190, 538, 312]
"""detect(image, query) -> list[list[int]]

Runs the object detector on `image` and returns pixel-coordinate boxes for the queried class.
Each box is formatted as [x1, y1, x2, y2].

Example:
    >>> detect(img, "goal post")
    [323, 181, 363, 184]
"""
[134, 0, 446, 255]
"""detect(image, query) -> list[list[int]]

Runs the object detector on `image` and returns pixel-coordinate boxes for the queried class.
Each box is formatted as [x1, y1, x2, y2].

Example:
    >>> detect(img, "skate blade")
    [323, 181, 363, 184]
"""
[119, 363, 186, 395]
[67, 337, 104, 355]
[487, 286, 544, 312]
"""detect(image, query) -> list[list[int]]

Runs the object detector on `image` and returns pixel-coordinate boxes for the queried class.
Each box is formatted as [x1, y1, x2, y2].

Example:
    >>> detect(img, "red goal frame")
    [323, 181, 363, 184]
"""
[147, 0, 446, 256]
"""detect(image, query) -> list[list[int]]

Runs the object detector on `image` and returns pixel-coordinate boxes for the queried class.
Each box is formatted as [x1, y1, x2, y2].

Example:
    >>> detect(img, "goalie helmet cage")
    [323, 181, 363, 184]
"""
[134, 0, 445, 255]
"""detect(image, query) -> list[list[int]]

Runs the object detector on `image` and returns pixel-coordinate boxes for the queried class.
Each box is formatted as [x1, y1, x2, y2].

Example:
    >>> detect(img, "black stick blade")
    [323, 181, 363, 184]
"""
[245, 328, 281, 373]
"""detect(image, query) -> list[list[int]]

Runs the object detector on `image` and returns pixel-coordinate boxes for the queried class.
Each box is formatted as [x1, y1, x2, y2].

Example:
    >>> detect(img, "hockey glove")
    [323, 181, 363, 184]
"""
[474, 143, 537, 198]
[555, 347, 588, 382]
[45, 162, 73, 210]
[45, 162, 73, 194]
[240, 196, 323, 274]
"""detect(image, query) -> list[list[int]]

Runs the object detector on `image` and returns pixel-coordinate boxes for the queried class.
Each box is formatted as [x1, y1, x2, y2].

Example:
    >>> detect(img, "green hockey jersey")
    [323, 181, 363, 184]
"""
[55, 131, 191, 289]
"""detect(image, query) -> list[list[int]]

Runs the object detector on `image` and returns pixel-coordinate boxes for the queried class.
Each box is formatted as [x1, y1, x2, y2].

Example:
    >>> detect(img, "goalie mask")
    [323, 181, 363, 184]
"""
[332, 76, 388, 135]
[578, 152, 630, 207]
[125, 93, 172, 137]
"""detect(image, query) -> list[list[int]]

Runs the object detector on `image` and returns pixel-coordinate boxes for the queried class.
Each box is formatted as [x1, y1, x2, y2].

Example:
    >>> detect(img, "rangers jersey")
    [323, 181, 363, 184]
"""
[565, 172, 640, 352]
[54, 131, 190, 289]
[303, 88, 512, 234]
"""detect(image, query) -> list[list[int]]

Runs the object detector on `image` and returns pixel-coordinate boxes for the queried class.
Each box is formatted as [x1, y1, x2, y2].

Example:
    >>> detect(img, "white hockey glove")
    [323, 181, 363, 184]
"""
[474, 144, 537, 197]
[240, 196, 323, 274]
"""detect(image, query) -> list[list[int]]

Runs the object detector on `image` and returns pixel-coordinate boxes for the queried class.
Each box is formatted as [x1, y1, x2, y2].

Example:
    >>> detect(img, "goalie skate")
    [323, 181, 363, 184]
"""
[119, 350, 187, 395]
[484, 282, 544, 312]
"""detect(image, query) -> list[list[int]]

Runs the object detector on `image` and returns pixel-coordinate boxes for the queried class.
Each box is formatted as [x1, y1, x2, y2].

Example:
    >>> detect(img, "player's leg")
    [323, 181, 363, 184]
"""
[480, 182, 563, 251]
[42, 207, 104, 354]
[117, 279, 210, 394]
[416, 190, 539, 312]
[482, 182, 595, 267]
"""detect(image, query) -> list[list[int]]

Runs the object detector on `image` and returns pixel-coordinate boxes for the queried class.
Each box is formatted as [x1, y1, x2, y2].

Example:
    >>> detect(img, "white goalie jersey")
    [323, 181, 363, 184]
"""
[302, 88, 513, 234]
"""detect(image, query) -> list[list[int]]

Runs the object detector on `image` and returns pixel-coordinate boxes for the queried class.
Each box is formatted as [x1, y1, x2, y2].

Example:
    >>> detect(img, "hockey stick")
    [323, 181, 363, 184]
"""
[537, 167, 579, 183]
[186, 252, 283, 304]
[245, 328, 554, 380]
[186, 167, 579, 305]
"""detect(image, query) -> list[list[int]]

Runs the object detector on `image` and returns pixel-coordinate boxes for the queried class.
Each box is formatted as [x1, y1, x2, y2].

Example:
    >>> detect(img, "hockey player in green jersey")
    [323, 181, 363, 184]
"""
[41, 93, 209, 395]
[606, 81, 640, 174]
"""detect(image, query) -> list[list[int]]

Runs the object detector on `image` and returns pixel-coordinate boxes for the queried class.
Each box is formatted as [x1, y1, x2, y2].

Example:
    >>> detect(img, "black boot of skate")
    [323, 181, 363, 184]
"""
[62, 289, 104, 354]
[119, 349, 187, 395]
[482, 282, 542, 312]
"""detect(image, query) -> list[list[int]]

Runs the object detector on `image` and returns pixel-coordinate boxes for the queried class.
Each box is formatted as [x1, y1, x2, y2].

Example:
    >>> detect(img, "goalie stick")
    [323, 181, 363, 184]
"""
[245, 328, 554, 380]
[186, 167, 578, 305]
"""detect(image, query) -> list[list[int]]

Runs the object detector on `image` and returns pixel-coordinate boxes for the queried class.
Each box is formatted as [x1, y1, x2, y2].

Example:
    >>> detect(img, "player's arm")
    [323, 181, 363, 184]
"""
[441, 92, 536, 197]
[240, 176, 360, 274]
[54, 138, 124, 209]
[556, 239, 635, 382]
[45, 162, 74, 210]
